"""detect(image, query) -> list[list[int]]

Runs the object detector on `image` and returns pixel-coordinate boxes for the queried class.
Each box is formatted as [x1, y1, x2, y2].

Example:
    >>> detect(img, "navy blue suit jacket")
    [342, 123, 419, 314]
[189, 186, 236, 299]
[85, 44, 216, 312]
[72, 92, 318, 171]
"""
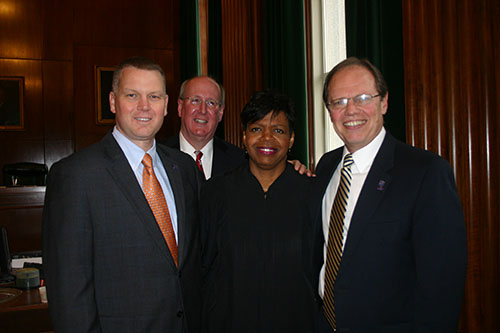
[312, 133, 467, 332]
[163, 135, 246, 178]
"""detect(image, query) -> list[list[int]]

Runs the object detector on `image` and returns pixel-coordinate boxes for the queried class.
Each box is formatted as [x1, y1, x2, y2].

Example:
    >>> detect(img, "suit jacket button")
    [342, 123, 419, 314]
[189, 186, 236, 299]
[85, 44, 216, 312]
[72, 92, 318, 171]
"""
[177, 311, 184, 318]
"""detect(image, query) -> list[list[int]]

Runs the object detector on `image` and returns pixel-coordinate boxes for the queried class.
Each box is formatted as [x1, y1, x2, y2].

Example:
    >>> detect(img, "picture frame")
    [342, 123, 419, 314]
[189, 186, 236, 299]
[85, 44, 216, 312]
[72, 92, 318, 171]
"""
[95, 66, 116, 125]
[0, 77, 24, 130]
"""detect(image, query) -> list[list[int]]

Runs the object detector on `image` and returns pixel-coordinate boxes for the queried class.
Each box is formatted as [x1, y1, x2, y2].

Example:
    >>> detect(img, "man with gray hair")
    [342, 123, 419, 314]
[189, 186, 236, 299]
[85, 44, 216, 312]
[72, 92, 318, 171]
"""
[164, 76, 245, 180]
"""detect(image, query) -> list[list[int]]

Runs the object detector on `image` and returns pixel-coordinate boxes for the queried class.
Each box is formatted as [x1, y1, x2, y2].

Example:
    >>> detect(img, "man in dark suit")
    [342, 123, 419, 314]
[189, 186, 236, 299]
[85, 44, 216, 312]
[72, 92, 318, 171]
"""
[43, 57, 202, 332]
[163, 76, 245, 179]
[312, 57, 467, 332]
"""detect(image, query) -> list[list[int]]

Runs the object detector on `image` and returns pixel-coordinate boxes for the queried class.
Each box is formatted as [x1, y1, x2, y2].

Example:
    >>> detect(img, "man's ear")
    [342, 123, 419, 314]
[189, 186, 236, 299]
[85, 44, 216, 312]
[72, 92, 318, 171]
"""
[163, 95, 169, 117]
[381, 92, 389, 115]
[109, 92, 116, 114]
[217, 106, 225, 123]
[177, 98, 183, 117]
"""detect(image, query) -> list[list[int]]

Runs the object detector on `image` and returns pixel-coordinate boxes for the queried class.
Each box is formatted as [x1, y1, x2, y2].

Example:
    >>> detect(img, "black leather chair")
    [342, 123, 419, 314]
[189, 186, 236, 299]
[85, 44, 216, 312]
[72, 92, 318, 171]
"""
[2, 162, 48, 186]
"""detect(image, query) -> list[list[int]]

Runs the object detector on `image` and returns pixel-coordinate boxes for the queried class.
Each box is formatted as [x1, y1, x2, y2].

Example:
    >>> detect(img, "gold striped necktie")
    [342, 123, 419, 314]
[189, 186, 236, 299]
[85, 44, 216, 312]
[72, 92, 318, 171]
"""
[142, 153, 178, 266]
[323, 153, 354, 330]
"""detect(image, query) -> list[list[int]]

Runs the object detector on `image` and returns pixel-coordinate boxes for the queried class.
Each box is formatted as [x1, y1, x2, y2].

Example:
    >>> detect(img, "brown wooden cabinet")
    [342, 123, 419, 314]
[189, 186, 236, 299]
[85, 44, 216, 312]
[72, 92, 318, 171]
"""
[0, 186, 45, 254]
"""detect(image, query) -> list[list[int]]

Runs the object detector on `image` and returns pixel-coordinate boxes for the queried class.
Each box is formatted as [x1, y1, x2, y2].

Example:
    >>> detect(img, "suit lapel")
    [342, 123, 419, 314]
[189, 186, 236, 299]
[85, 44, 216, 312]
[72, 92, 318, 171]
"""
[212, 137, 228, 176]
[163, 134, 181, 150]
[102, 133, 177, 267]
[315, 148, 343, 205]
[158, 149, 189, 270]
[340, 134, 395, 267]
[311, 148, 342, 268]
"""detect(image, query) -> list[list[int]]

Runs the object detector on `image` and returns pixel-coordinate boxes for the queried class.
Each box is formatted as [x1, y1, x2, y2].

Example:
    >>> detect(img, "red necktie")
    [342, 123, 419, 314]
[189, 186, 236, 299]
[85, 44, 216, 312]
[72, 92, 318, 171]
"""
[195, 151, 205, 178]
[142, 153, 178, 266]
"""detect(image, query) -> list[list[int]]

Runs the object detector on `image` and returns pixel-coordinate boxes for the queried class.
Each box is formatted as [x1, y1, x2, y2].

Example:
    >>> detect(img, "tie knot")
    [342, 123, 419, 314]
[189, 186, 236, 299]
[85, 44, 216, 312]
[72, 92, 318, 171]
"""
[195, 151, 203, 162]
[142, 153, 153, 169]
[343, 153, 354, 168]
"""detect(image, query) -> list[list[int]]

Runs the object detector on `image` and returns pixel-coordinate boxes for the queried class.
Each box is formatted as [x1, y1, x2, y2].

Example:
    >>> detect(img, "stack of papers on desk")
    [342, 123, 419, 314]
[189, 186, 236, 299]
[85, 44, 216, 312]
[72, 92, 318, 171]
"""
[11, 256, 42, 269]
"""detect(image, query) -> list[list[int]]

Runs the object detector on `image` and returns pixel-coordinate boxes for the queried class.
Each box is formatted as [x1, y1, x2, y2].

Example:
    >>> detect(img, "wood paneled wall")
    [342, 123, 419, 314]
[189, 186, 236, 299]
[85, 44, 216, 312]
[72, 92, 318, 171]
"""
[0, 0, 180, 183]
[220, 0, 263, 148]
[402, 0, 499, 331]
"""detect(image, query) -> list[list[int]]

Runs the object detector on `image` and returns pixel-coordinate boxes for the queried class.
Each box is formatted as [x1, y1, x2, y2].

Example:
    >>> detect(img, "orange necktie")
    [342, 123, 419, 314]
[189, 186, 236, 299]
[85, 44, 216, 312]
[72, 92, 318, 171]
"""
[142, 153, 178, 266]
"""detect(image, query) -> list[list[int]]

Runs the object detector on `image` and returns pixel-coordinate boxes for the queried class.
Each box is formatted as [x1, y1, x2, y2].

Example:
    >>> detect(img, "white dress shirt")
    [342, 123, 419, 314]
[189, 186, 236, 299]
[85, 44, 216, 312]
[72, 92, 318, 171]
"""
[112, 127, 178, 238]
[179, 131, 214, 180]
[318, 128, 386, 297]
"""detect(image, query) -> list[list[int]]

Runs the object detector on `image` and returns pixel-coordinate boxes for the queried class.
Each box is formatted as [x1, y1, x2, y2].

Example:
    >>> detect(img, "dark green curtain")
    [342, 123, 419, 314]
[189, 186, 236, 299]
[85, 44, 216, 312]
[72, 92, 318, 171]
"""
[207, 0, 223, 84]
[179, 0, 226, 139]
[179, 0, 309, 157]
[262, 0, 308, 164]
[179, 0, 223, 81]
[345, 0, 406, 142]
[179, 0, 199, 83]
[207, 0, 225, 139]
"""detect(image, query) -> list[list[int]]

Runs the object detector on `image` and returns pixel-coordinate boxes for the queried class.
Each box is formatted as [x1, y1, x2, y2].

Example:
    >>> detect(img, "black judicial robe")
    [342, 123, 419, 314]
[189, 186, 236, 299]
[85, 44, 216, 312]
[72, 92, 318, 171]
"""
[201, 163, 316, 333]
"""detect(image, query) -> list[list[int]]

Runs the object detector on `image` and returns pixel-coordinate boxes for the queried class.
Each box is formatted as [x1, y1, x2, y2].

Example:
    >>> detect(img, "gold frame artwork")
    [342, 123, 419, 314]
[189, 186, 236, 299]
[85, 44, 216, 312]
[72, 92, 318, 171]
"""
[95, 66, 116, 125]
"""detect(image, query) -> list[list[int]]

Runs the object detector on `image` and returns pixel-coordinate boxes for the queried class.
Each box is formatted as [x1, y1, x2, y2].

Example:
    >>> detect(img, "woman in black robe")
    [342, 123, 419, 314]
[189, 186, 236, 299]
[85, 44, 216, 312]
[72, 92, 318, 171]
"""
[201, 91, 316, 332]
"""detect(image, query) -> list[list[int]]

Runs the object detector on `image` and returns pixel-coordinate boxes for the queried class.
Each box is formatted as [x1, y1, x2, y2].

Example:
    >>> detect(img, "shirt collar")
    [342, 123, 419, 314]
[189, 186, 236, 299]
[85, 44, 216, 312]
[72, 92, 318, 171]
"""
[112, 126, 158, 169]
[179, 131, 214, 159]
[343, 127, 386, 173]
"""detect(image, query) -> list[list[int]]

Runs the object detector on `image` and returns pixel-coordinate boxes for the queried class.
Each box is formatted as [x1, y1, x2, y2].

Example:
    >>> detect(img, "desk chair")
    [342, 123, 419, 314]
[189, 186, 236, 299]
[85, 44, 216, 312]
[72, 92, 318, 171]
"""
[2, 163, 48, 186]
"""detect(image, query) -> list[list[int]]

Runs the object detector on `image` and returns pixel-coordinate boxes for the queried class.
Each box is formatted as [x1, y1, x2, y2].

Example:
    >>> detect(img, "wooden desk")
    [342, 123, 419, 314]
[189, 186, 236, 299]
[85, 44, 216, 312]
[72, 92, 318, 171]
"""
[0, 286, 52, 332]
[0, 186, 51, 332]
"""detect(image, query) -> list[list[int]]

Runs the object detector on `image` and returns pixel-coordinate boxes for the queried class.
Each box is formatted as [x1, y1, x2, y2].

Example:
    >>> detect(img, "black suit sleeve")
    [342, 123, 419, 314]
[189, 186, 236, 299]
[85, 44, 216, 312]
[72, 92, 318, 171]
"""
[411, 157, 467, 331]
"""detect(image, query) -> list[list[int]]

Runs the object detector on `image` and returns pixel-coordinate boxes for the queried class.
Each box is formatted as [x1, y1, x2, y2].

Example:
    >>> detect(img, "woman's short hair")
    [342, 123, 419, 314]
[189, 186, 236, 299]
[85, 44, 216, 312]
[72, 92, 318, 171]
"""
[241, 90, 295, 135]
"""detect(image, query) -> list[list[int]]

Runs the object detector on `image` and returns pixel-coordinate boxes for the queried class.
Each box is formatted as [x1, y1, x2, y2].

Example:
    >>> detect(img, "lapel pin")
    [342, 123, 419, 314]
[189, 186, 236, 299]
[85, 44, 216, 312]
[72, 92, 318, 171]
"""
[377, 180, 386, 191]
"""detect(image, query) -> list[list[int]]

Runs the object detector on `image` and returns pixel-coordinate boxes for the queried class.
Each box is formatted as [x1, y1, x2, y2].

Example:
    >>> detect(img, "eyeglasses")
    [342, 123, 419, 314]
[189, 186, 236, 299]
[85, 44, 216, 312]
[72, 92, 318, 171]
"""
[181, 96, 221, 110]
[327, 93, 381, 111]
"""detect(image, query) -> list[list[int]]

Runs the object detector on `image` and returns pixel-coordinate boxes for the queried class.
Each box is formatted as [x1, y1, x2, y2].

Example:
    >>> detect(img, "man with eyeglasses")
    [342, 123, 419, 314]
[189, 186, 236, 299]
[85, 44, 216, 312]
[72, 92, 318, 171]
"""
[163, 76, 245, 180]
[311, 57, 467, 332]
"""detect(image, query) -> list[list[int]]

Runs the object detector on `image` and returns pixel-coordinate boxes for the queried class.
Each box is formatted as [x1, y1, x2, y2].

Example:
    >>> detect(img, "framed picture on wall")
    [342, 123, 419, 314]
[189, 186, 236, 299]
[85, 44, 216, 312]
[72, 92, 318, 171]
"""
[0, 77, 24, 130]
[95, 66, 116, 125]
